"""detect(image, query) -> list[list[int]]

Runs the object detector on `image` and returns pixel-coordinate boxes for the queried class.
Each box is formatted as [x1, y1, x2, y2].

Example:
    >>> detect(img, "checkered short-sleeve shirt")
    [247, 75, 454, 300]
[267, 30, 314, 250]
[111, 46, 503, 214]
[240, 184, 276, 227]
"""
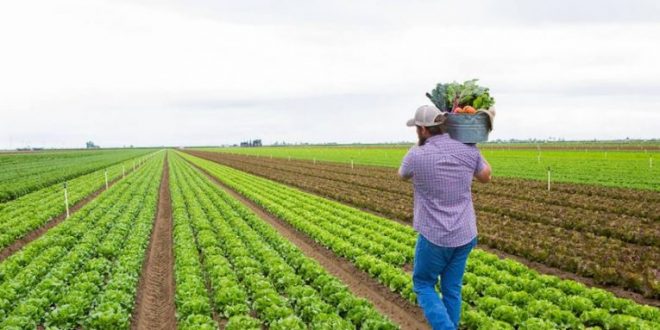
[399, 134, 485, 247]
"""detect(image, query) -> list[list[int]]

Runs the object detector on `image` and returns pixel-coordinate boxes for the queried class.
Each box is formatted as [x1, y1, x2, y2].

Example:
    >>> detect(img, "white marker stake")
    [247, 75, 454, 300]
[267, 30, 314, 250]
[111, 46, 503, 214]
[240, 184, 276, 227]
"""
[351, 160, 354, 169]
[270, 154, 273, 159]
[104, 169, 109, 190]
[64, 182, 70, 218]
[288, 156, 291, 161]
[122, 165, 125, 178]
[547, 169, 551, 191]
[313, 158, 316, 165]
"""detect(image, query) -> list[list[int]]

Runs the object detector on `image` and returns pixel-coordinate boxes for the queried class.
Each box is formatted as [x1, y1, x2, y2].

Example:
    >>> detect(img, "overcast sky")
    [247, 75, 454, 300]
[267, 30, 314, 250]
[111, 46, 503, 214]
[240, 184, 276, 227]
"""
[1, 0, 659, 148]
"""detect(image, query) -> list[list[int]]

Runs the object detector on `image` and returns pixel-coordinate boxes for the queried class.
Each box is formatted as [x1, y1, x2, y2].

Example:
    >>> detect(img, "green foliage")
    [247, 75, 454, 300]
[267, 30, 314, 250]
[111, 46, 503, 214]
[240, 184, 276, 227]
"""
[428, 79, 496, 111]
[0, 150, 157, 250]
[0, 149, 153, 202]
[167, 152, 397, 329]
[226, 315, 261, 330]
[0, 154, 164, 329]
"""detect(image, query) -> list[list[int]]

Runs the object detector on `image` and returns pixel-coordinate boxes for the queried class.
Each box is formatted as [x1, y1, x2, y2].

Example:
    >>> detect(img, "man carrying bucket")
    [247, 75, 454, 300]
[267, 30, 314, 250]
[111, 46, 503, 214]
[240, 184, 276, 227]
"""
[399, 105, 492, 330]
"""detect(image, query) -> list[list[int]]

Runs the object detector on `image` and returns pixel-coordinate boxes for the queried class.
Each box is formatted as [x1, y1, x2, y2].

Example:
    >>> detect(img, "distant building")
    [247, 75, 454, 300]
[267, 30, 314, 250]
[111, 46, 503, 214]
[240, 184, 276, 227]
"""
[16, 146, 43, 151]
[240, 139, 262, 147]
[86, 141, 100, 149]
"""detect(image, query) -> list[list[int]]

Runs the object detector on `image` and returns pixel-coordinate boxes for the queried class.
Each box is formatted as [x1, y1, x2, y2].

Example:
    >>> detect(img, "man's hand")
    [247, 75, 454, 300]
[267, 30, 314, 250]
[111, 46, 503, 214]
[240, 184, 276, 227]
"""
[398, 167, 413, 181]
[474, 157, 492, 183]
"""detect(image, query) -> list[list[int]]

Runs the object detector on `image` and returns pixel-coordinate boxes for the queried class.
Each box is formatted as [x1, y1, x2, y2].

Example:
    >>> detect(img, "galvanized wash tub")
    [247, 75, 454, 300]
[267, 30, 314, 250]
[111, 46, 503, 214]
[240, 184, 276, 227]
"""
[445, 112, 491, 143]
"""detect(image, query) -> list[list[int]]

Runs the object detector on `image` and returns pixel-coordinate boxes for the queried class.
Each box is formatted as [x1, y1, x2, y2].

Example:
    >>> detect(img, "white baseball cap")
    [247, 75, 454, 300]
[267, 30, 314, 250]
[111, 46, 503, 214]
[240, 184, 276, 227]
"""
[406, 105, 444, 127]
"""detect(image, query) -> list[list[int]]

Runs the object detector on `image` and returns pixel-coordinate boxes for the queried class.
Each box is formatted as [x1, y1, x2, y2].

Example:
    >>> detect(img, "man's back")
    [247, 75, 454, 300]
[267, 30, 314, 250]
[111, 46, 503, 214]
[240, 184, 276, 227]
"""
[399, 134, 484, 247]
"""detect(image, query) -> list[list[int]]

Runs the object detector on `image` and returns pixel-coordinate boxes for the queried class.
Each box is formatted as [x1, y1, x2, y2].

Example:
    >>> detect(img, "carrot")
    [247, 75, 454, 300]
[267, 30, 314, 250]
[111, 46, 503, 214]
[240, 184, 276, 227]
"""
[464, 106, 477, 114]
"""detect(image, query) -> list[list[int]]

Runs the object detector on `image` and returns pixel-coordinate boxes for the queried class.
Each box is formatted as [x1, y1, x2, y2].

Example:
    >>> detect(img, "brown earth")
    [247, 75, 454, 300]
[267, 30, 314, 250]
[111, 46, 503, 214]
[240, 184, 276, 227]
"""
[131, 156, 177, 330]
[0, 169, 137, 262]
[187, 158, 431, 330]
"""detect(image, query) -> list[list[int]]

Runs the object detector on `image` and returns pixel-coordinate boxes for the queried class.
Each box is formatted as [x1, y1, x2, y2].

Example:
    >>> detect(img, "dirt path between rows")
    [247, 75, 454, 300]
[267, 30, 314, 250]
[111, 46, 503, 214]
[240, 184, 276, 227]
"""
[0, 168, 138, 262]
[131, 156, 177, 330]
[185, 160, 430, 330]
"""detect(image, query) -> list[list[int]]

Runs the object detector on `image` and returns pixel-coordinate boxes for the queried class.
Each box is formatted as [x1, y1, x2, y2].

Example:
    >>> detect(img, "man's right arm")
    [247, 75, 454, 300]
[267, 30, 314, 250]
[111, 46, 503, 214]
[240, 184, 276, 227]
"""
[474, 153, 492, 183]
[398, 147, 415, 180]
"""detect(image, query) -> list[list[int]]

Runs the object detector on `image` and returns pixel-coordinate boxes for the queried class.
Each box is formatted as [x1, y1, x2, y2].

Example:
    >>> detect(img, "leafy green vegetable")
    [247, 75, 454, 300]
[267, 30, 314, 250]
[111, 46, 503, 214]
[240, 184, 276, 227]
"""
[580, 308, 611, 328]
[426, 79, 495, 112]
[519, 317, 556, 330]
[426, 84, 448, 112]
[473, 91, 495, 110]
[226, 315, 261, 330]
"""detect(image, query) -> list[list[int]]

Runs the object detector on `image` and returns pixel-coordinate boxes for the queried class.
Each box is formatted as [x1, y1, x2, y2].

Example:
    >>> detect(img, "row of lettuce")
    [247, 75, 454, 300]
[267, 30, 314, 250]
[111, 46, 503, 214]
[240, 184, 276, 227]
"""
[0, 153, 164, 328]
[0, 151, 158, 251]
[0, 148, 154, 203]
[179, 151, 660, 330]
[169, 152, 396, 329]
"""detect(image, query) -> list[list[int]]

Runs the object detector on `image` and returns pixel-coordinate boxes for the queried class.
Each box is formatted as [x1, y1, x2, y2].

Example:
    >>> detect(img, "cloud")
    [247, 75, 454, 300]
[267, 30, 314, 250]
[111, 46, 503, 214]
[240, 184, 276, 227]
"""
[0, 0, 659, 148]
[123, 0, 660, 27]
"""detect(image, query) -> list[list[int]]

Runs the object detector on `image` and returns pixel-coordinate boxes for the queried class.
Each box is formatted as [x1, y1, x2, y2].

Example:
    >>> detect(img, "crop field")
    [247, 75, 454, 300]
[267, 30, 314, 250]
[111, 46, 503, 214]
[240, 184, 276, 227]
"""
[184, 150, 660, 298]
[0, 147, 657, 329]
[0, 149, 154, 202]
[200, 146, 659, 191]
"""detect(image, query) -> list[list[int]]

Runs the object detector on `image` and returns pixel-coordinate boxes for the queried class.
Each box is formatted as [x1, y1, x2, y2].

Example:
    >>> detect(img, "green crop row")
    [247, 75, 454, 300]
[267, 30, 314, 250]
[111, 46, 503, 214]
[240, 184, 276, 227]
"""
[0, 148, 154, 202]
[179, 151, 660, 329]
[199, 146, 659, 191]
[0, 153, 163, 328]
[0, 151, 161, 251]
[169, 151, 396, 329]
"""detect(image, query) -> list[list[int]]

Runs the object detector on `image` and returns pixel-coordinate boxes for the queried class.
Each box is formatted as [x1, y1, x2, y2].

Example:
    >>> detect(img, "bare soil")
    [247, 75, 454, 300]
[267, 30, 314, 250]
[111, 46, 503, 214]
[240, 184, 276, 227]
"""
[0, 171, 132, 262]
[131, 156, 177, 330]
[187, 160, 431, 330]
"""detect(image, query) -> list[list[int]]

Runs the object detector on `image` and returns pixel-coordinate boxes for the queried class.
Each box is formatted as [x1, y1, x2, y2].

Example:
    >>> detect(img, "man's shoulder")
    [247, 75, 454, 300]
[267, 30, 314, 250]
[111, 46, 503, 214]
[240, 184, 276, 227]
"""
[407, 145, 423, 156]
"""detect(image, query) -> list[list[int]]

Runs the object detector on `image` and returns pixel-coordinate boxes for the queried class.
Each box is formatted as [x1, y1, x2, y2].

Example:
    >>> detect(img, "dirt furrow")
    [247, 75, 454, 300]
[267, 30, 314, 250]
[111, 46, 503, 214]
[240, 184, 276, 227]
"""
[185, 158, 431, 330]
[131, 156, 177, 330]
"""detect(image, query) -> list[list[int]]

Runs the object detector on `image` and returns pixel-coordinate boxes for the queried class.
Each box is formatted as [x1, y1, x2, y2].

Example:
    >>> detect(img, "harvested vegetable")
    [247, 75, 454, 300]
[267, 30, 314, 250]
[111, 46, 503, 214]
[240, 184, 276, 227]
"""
[464, 106, 477, 114]
[427, 79, 495, 114]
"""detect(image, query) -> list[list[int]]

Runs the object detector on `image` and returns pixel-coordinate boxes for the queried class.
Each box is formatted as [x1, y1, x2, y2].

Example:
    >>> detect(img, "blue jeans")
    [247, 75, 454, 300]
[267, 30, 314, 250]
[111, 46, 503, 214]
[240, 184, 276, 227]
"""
[413, 235, 477, 330]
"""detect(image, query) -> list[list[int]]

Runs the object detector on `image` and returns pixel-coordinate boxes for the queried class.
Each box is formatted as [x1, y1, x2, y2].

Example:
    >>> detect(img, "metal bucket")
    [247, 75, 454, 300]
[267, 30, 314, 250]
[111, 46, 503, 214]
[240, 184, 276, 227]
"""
[446, 112, 490, 143]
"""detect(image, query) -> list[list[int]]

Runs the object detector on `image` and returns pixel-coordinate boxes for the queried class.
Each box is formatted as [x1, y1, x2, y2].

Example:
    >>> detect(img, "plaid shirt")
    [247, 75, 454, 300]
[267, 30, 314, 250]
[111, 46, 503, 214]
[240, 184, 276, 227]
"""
[399, 134, 485, 247]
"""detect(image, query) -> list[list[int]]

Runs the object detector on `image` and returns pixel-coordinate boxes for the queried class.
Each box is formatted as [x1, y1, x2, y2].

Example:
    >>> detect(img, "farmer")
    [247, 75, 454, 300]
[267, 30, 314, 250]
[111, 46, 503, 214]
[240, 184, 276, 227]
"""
[399, 105, 492, 330]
